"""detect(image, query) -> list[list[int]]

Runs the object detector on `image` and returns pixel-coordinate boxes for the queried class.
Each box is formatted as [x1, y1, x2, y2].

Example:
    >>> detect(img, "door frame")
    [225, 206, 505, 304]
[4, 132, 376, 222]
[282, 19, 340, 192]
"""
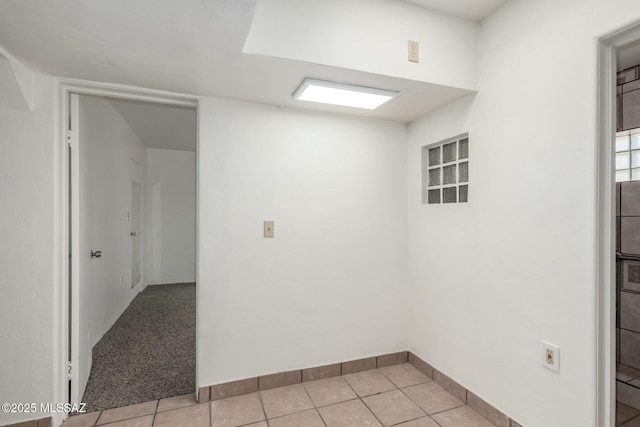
[597, 23, 640, 427]
[54, 78, 198, 426]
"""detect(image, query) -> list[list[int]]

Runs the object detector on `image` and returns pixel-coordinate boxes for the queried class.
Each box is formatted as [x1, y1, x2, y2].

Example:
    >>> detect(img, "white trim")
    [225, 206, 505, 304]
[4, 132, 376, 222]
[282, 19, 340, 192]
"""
[57, 78, 198, 107]
[596, 38, 616, 427]
[596, 20, 640, 427]
[69, 92, 81, 404]
[52, 77, 66, 427]
[54, 79, 199, 426]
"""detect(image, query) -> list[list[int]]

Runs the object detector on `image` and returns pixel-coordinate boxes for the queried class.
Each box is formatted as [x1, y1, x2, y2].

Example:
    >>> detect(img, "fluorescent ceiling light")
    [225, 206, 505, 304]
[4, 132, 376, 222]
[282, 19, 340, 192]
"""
[292, 78, 398, 110]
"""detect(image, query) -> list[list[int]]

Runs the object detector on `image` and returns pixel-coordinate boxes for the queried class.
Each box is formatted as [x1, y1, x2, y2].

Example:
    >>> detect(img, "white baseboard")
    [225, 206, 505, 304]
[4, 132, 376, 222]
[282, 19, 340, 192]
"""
[148, 276, 196, 285]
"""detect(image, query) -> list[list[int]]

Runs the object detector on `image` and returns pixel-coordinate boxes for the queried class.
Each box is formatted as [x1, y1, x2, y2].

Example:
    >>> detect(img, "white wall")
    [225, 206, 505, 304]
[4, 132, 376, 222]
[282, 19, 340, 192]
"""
[147, 148, 196, 285]
[244, 0, 479, 91]
[0, 73, 56, 425]
[6, 3, 640, 426]
[198, 98, 408, 386]
[407, 1, 640, 426]
[76, 95, 148, 398]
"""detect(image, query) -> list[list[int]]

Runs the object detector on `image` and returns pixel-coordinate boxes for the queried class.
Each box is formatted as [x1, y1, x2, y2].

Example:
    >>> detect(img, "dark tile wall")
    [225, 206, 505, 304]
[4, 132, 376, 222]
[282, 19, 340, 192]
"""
[618, 181, 640, 369]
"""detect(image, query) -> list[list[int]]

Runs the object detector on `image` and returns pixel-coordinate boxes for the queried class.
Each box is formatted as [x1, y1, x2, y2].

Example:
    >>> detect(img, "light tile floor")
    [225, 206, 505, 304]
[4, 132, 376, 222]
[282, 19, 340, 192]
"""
[63, 364, 497, 427]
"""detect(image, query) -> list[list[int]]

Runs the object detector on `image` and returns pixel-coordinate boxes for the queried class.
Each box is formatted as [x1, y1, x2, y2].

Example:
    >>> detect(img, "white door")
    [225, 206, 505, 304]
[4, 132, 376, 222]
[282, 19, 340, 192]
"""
[130, 160, 141, 288]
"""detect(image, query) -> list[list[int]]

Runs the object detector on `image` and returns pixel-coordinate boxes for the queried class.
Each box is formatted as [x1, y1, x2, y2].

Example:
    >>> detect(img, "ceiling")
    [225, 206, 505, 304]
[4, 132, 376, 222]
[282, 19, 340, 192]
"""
[108, 98, 197, 152]
[402, 0, 508, 21]
[0, 0, 505, 123]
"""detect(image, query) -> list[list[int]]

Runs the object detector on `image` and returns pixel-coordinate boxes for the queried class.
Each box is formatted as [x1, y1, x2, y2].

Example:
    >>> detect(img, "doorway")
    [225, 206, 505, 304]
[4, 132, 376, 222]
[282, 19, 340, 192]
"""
[598, 23, 640, 427]
[62, 85, 199, 416]
[613, 42, 640, 425]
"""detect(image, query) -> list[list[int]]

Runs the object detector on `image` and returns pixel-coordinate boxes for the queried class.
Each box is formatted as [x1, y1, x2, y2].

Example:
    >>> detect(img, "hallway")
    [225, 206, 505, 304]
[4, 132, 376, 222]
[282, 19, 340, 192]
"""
[81, 283, 196, 412]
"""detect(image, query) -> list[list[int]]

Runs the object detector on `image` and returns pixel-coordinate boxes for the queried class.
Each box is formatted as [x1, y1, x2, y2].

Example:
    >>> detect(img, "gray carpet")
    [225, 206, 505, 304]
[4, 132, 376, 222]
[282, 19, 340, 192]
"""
[81, 283, 195, 412]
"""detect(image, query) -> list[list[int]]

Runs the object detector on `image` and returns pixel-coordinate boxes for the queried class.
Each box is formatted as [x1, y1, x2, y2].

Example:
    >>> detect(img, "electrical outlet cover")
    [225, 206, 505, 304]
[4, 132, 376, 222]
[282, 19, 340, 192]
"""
[408, 40, 419, 63]
[541, 341, 560, 372]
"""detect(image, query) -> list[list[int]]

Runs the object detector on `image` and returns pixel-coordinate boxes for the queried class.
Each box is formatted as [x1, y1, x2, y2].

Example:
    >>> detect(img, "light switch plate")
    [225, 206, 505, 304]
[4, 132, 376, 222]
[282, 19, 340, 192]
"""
[264, 220, 274, 238]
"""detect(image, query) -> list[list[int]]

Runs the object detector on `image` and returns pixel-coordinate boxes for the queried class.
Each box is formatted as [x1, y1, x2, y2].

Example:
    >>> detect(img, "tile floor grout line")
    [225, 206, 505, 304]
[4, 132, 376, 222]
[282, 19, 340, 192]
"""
[299, 380, 328, 427]
[208, 396, 212, 427]
[358, 395, 386, 427]
[95, 412, 156, 426]
[428, 404, 467, 417]
[314, 397, 360, 409]
[300, 381, 319, 410]
[341, 369, 371, 400]
[359, 372, 431, 427]
[317, 410, 330, 427]
[236, 420, 265, 427]
[257, 387, 269, 424]
[397, 383, 433, 415]
[316, 368, 384, 426]
[395, 382, 466, 426]
[93, 410, 102, 426]
[150, 399, 159, 427]
[319, 369, 392, 427]
[377, 366, 399, 388]
[387, 415, 437, 427]
[380, 365, 432, 391]
[390, 387, 429, 423]
[264, 410, 324, 426]
[265, 384, 318, 423]
[623, 412, 640, 425]
[356, 369, 398, 427]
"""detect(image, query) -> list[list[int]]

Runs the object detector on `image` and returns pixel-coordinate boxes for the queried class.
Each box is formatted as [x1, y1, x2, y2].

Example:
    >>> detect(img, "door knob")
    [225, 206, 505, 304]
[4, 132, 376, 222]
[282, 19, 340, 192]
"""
[91, 250, 102, 258]
[130, 232, 137, 237]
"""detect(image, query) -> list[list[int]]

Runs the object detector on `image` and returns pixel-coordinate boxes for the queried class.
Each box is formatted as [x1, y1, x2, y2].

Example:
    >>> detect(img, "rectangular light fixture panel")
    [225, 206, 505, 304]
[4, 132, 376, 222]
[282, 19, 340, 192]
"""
[292, 78, 398, 110]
